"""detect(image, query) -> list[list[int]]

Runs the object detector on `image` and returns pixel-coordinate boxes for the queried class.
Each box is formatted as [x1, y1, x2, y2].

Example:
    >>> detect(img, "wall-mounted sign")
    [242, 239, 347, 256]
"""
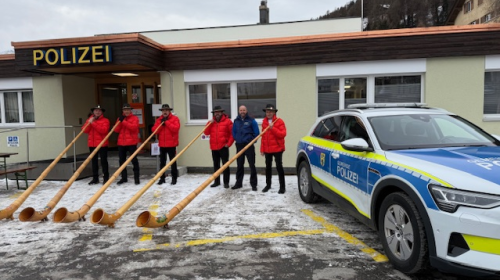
[7, 136, 19, 147]
[33, 45, 112, 66]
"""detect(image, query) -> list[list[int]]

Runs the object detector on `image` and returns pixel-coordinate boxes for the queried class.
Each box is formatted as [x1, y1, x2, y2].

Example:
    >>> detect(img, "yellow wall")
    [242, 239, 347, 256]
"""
[28, 76, 68, 161]
[426, 56, 500, 135]
[276, 64, 317, 169]
[62, 75, 95, 156]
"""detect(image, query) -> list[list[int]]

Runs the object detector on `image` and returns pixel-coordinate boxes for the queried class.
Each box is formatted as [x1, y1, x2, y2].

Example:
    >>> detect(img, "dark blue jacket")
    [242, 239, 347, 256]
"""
[232, 115, 260, 144]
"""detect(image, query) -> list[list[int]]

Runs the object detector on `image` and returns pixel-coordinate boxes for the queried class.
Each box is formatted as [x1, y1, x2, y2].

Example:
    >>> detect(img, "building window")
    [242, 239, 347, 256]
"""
[484, 72, 500, 114]
[481, 13, 492, 23]
[188, 84, 208, 120]
[187, 80, 276, 121]
[344, 78, 367, 108]
[212, 83, 231, 119]
[237, 81, 276, 119]
[375, 76, 421, 103]
[317, 75, 422, 117]
[470, 19, 479, 24]
[318, 79, 340, 116]
[464, 1, 473, 14]
[0, 90, 35, 125]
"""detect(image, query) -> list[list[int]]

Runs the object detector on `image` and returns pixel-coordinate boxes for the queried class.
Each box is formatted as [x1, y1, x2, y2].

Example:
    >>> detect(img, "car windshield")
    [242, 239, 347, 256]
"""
[369, 114, 500, 150]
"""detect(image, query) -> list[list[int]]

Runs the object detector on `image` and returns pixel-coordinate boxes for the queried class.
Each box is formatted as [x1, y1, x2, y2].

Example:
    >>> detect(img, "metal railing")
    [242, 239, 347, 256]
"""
[0, 125, 84, 170]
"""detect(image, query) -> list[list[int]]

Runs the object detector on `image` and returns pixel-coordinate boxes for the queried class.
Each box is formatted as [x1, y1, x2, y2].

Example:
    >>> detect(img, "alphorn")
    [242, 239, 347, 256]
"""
[53, 122, 165, 223]
[136, 118, 278, 228]
[0, 122, 91, 221]
[18, 121, 121, 222]
[91, 122, 211, 228]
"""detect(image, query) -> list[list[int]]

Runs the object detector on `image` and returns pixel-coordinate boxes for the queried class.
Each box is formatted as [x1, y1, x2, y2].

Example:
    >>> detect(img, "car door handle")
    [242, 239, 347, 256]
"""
[307, 145, 313, 151]
[331, 153, 339, 159]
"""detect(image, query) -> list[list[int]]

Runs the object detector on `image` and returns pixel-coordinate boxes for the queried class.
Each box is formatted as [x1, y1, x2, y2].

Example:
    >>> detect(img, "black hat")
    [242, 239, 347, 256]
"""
[263, 104, 278, 112]
[159, 104, 173, 111]
[90, 105, 105, 113]
[122, 103, 133, 110]
[211, 105, 225, 113]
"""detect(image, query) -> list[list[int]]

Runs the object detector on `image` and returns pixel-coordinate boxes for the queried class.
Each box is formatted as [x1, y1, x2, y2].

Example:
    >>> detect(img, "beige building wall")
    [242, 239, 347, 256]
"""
[426, 56, 500, 135]
[61, 75, 95, 156]
[276, 65, 317, 169]
[28, 76, 67, 162]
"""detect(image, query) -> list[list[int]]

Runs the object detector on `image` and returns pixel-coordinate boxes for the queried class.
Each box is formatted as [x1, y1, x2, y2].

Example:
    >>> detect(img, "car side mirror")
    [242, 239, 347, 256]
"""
[341, 138, 373, 152]
[492, 134, 500, 142]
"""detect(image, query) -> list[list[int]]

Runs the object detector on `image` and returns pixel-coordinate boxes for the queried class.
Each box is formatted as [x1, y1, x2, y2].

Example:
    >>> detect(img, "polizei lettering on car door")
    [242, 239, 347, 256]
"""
[337, 161, 359, 184]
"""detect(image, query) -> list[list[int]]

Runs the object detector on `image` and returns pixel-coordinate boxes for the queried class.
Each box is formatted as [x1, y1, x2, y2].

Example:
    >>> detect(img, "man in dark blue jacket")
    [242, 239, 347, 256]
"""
[232, 105, 260, 191]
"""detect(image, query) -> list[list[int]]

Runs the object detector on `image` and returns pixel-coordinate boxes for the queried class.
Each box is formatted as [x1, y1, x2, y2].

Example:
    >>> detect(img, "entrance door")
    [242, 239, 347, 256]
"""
[99, 83, 127, 147]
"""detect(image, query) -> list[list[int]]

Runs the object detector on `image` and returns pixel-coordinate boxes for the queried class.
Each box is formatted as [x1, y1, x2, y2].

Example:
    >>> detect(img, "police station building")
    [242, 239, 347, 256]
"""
[1, 15, 500, 173]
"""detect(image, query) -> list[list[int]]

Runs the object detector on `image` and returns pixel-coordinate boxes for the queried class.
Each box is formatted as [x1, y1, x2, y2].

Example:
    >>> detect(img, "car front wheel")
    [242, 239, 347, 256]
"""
[297, 161, 318, 203]
[378, 192, 428, 274]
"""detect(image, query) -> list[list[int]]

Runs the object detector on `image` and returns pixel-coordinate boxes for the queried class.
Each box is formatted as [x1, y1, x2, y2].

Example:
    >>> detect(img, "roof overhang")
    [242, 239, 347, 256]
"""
[11, 33, 164, 76]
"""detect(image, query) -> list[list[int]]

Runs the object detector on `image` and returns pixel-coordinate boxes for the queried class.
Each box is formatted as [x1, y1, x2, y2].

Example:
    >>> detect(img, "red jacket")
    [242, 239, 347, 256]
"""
[260, 115, 286, 154]
[152, 114, 180, 147]
[114, 114, 140, 146]
[204, 114, 234, 150]
[83, 115, 110, 147]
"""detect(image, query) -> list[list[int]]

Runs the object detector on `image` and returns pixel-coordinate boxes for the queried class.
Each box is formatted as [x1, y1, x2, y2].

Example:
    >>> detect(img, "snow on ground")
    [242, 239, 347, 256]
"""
[0, 173, 308, 257]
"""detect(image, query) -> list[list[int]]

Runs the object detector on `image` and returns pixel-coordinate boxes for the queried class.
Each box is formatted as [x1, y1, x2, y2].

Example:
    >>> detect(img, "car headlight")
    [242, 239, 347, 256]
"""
[429, 184, 500, 213]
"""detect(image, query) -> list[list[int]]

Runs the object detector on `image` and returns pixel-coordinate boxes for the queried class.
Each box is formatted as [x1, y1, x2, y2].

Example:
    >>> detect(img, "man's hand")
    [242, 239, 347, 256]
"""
[162, 116, 168, 123]
[119, 115, 125, 122]
[209, 119, 215, 123]
[269, 123, 273, 129]
[260, 152, 264, 156]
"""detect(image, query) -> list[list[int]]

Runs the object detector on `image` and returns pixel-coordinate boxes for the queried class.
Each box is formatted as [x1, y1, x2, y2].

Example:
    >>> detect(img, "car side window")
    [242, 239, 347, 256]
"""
[339, 116, 370, 143]
[312, 116, 342, 142]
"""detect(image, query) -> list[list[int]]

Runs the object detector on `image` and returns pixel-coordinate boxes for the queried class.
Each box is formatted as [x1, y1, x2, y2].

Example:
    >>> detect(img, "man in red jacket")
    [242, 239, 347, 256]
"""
[260, 104, 287, 194]
[83, 105, 110, 185]
[204, 106, 234, 188]
[114, 103, 140, 185]
[152, 104, 180, 185]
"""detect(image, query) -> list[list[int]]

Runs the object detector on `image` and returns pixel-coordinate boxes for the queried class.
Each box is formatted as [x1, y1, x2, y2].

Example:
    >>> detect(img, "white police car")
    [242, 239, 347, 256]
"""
[295, 103, 500, 277]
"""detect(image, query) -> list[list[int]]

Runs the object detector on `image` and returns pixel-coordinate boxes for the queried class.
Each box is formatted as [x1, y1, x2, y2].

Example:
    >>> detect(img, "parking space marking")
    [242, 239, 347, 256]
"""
[301, 209, 388, 262]
[134, 208, 388, 263]
[8, 192, 23, 199]
[138, 190, 162, 242]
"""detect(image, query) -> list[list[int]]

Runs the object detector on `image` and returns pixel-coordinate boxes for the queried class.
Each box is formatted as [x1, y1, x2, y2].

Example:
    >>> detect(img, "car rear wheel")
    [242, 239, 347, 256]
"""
[297, 161, 318, 203]
[378, 192, 428, 274]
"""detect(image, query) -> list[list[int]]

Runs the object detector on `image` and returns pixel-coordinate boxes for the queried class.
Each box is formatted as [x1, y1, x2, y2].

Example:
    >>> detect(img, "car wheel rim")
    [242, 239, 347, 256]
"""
[383, 204, 414, 261]
[299, 167, 309, 196]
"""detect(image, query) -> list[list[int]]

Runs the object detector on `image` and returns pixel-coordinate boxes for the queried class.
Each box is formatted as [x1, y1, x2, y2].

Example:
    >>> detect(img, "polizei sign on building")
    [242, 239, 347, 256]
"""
[33, 45, 112, 66]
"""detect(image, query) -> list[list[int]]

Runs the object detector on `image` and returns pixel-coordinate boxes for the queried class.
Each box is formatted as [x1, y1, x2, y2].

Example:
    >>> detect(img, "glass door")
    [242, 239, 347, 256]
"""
[99, 83, 127, 147]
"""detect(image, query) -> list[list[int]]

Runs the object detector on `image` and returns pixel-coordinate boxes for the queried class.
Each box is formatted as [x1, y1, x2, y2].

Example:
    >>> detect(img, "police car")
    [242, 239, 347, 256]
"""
[295, 103, 500, 277]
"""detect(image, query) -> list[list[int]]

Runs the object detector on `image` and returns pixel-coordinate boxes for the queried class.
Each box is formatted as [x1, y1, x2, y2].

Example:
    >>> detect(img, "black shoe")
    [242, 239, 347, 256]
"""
[224, 184, 230, 189]
[117, 178, 127, 185]
[171, 178, 177, 185]
[210, 183, 220, 188]
[103, 176, 109, 183]
[262, 186, 271, 193]
[88, 178, 99, 185]
[158, 178, 165, 185]
[278, 188, 286, 194]
[134, 178, 140, 185]
[231, 185, 242, 190]
[252, 186, 257, 191]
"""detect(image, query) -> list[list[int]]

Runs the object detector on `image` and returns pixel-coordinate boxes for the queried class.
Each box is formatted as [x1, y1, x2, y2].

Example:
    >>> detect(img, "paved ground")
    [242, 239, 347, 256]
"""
[0, 174, 489, 280]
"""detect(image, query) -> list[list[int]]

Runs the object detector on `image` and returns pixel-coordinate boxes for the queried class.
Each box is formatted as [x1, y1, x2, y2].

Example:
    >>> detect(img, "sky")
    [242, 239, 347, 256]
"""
[0, 0, 349, 53]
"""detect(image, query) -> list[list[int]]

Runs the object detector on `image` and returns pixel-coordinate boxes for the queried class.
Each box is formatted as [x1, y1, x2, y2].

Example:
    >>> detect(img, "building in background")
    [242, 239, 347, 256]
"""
[2, 3, 500, 174]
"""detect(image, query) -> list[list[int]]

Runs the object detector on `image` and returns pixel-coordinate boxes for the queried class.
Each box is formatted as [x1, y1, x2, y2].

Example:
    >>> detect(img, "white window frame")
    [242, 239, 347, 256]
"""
[316, 59, 426, 117]
[483, 55, 500, 121]
[0, 89, 35, 127]
[185, 67, 277, 125]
